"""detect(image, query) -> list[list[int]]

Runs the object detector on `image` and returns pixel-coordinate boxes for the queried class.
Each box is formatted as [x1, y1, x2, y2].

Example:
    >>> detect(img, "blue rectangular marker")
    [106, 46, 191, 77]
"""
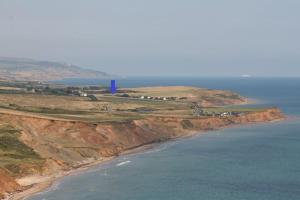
[110, 80, 116, 94]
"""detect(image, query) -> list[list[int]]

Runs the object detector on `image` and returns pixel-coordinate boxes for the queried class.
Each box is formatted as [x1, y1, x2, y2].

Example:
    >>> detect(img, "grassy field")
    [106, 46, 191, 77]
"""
[0, 88, 192, 122]
[0, 86, 253, 123]
[122, 86, 244, 102]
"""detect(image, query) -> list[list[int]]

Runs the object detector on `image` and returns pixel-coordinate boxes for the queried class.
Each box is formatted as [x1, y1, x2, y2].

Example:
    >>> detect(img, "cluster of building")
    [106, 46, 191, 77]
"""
[192, 103, 243, 118]
[117, 94, 184, 101]
[139, 96, 176, 101]
[67, 88, 88, 97]
[199, 111, 242, 117]
[21, 85, 100, 100]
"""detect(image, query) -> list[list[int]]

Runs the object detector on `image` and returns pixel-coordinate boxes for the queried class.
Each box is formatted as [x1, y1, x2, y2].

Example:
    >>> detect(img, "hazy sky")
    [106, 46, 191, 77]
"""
[0, 0, 300, 76]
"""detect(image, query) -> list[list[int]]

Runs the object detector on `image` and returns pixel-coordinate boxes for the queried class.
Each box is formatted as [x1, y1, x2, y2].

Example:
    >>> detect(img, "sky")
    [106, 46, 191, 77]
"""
[0, 0, 300, 77]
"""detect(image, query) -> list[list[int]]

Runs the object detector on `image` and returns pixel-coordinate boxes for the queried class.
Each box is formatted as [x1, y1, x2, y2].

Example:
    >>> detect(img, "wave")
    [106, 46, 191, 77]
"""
[116, 160, 131, 166]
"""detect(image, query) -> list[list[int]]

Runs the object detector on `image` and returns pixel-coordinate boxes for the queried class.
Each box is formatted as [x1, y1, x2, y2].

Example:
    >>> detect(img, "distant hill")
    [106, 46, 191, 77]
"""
[0, 57, 113, 81]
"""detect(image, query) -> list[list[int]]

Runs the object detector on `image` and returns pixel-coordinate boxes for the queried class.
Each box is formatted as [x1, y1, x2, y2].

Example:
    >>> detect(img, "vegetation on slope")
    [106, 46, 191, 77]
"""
[0, 123, 44, 177]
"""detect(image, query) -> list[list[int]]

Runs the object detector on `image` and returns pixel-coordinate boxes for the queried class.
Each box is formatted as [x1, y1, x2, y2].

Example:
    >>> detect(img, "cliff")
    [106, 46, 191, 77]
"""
[0, 169, 20, 199]
[0, 108, 283, 199]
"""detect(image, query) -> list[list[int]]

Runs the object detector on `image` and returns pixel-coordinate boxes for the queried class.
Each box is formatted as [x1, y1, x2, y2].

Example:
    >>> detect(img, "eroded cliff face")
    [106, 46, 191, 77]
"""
[0, 108, 283, 198]
[0, 169, 20, 199]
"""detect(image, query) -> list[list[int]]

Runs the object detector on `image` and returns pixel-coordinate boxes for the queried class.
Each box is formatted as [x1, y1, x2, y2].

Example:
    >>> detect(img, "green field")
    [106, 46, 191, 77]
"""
[0, 85, 268, 124]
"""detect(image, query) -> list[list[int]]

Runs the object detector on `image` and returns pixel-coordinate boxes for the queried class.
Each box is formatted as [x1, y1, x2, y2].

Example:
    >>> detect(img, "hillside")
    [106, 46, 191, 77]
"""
[0, 108, 283, 199]
[0, 84, 285, 199]
[0, 57, 112, 81]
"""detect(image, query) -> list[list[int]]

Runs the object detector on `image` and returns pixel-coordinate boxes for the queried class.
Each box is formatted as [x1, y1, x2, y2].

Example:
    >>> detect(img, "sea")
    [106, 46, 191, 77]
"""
[28, 77, 300, 200]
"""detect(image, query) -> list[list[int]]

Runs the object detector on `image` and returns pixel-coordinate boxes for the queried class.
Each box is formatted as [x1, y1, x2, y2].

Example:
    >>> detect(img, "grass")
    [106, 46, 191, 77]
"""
[203, 106, 266, 113]
[0, 124, 44, 176]
[17, 106, 88, 115]
[99, 96, 189, 110]
[0, 104, 89, 115]
[181, 120, 194, 129]
[0, 86, 268, 124]
[214, 93, 242, 99]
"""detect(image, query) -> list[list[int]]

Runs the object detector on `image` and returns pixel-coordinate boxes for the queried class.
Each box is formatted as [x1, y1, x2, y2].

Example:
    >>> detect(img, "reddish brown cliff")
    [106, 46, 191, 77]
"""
[0, 169, 20, 199]
[0, 108, 283, 198]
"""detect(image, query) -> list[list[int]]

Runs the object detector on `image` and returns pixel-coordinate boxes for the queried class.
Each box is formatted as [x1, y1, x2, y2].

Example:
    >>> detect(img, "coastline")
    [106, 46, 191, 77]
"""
[6, 113, 285, 200]
[5, 157, 115, 200]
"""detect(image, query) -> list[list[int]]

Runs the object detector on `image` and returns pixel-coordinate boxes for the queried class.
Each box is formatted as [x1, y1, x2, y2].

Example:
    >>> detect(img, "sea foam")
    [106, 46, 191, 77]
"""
[116, 161, 131, 166]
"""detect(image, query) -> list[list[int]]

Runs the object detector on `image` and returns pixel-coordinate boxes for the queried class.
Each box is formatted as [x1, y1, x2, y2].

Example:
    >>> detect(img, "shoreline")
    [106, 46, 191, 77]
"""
[6, 157, 115, 200]
[6, 115, 286, 200]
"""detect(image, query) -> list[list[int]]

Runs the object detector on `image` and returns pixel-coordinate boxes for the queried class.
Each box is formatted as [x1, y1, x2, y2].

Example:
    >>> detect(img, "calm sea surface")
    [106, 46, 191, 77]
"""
[29, 78, 300, 200]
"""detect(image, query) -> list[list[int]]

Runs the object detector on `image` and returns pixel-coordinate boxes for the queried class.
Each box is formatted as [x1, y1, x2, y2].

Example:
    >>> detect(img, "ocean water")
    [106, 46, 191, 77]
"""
[29, 78, 300, 200]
